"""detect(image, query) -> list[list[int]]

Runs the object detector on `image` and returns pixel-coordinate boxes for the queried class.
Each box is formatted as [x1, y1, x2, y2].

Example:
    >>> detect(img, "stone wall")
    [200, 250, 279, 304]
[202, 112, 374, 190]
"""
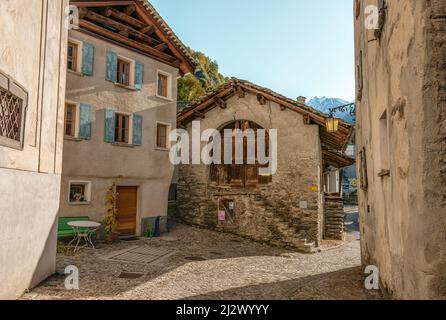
[324, 194, 345, 240]
[177, 93, 323, 250]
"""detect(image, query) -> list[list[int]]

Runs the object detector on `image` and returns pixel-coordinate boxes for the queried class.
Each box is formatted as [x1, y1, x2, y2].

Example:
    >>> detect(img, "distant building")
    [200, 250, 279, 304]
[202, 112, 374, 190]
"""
[176, 79, 354, 251]
[354, 0, 445, 299]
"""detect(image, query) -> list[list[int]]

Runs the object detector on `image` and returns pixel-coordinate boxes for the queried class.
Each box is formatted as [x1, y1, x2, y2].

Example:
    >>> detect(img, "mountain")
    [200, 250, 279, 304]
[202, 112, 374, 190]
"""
[307, 96, 355, 123]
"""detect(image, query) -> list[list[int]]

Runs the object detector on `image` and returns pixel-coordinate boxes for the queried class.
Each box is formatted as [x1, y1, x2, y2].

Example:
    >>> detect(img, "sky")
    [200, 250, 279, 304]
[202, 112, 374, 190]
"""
[150, 0, 355, 101]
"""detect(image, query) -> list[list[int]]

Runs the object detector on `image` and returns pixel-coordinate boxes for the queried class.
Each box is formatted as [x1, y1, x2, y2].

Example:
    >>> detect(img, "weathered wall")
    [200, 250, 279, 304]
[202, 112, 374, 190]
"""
[177, 92, 324, 249]
[0, 0, 68, 299]
[354, 0, 445, 299]
[60, 31, 178, 234]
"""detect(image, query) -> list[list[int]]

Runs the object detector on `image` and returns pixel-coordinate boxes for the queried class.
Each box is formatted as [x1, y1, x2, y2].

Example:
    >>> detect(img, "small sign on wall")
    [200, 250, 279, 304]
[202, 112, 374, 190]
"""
[218, 210, 226, 221]
[299, 201, 308, 209]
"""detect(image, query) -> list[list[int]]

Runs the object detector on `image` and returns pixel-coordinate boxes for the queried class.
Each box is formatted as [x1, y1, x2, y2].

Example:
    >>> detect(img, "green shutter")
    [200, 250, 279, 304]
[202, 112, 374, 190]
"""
[134, 62, 144, 90]
[133, 114, 143, 146]
[106, 51, 118, 82]
[104, 109, 115, 143]
[82, 43, 94, 76]
[79, 103, 92, 140]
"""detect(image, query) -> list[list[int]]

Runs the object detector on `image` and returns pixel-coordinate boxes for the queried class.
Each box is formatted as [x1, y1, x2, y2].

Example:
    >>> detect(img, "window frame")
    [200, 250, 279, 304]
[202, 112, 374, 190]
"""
[156, 70, 172, 100]
[116, 55, 135, 88]
[0, 70, 28, 150]
[113, 112, 133, 145]
[156, 121, 171, 150]
[67, 39, 83, 74]
[114, 112, 131, 144]
[68, 180, 92, 205]
[64, 102, 80, 139]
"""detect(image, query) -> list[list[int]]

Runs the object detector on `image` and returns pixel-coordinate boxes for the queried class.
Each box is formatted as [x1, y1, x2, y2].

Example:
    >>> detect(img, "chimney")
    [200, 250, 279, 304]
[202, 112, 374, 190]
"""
[297, 96, 306, 104]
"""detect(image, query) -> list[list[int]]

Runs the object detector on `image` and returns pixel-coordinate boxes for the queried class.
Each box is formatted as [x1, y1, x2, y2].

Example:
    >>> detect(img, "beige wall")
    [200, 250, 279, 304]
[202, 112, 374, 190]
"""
[60, 31, 178, 233]
[177, 92, 324, 248]
[0, 0, 68, 299]
[354, 0, 445, 299]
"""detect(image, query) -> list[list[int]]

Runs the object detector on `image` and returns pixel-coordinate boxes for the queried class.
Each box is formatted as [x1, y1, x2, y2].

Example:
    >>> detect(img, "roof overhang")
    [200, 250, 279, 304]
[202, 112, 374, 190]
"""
[177, 78, 354, 151]
[70, 0, 198, 75]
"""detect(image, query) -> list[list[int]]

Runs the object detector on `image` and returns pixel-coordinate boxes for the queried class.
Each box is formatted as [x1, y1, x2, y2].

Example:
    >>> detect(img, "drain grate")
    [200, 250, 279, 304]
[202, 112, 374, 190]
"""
[118, 272, 144, 279]
[103, 246, 174, 265]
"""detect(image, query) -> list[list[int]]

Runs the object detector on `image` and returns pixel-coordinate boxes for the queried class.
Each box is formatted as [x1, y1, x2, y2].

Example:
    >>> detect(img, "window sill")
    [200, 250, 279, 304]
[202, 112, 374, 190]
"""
[114, 82, 138, 91]
[155, 147, 170, 152]
[112, 142, 135, 148]
[68, 202, 91, 206]
[67, 69, 83, 77]
[0, 136, 23, 150]
[64, 136, 83, 142]
[155, 94, 173, 102]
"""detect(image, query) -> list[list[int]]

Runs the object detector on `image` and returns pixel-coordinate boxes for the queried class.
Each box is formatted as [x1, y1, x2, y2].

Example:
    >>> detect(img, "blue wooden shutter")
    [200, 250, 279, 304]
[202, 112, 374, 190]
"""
[133, 114, 143, 146]
[106, 51, 118, 82]
[134, 62, 144, 90]
[82, 43, 94, 76]
[104, 109, 115, 143]
[79, 103, 92, 140]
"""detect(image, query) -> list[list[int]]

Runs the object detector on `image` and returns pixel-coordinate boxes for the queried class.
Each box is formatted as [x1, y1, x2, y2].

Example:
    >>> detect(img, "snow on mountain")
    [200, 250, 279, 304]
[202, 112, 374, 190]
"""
[307, 96, 355, 123]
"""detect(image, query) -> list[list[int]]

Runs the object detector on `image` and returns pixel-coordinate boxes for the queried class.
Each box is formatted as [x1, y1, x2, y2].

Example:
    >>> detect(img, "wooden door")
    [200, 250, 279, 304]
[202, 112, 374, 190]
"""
[116, 186, 138, 236]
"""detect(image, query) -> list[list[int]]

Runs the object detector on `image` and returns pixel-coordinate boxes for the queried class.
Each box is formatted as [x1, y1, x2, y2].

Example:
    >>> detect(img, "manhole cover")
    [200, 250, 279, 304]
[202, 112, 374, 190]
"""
[184, 256, 207, 261]
[118, 272, 144, 279]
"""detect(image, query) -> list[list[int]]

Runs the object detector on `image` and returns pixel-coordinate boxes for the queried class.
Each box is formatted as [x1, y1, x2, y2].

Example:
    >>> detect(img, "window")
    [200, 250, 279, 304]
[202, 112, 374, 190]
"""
[114, 113, 130, 144]
[210, 120, 272, 187]
[0, 71, 27, 150]
[69, 181, 91, 204]
[358, 147, 369, 190]
[157, 72, 169, 98]
[357, 50, 363, 101]
[67, 41, 79, 72]
[64, 103, 77, 137]
[117, 58, 131, 86]
[156, 123, 168, 149]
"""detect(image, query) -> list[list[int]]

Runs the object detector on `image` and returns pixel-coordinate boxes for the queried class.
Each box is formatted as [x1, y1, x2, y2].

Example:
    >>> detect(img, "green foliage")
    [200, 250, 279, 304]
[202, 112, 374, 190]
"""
[103, 182, 118, 235]
[178, 49, 228, 103]
[144, 228, 155, 238]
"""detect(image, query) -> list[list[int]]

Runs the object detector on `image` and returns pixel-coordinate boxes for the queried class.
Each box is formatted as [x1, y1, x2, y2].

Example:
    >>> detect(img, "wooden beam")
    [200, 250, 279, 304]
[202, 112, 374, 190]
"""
[140, 25, 155, 35]
[257, 94, 267, 105]
[104, 6, 146, 30]
[71, 1, 133, 7]
[123, 4, 136, 15]
[134, 3, 195, 75]
[154, 43, 168, 52]
[194, 111, 205, 119]
[215, 97, 227, 109]
[79, 19, 178, 63]
[235, 86, 245, 98]
[80, 8, 160, 46]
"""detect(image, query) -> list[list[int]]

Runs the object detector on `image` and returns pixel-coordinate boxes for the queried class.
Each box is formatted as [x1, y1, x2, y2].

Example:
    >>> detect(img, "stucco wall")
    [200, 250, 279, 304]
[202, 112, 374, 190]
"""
[354, 0, 445, 299]
[177, 93, 324, 249]
[0, 0, 68, 299]
[60, 31, 178, 233]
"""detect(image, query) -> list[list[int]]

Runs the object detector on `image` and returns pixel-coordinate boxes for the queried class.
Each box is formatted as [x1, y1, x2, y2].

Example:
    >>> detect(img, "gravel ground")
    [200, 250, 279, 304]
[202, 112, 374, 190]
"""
[22, 219, 383, 300]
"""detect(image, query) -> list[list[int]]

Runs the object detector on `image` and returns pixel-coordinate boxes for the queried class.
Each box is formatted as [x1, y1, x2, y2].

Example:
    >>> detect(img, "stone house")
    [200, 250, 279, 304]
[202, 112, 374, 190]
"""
[59, 0, 198, 237]
[354, 0, 445, 299]
[0, 0, 69, 299]
[176, 79, 354, 251]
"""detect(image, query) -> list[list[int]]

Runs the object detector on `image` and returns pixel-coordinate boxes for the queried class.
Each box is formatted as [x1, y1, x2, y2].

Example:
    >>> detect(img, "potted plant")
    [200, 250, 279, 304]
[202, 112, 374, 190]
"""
[103, 182, 119, 244]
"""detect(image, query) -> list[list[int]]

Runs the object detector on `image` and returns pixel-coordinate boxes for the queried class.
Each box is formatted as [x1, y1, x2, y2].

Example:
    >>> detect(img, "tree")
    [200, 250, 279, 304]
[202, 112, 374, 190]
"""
[178, 49, 227, 103]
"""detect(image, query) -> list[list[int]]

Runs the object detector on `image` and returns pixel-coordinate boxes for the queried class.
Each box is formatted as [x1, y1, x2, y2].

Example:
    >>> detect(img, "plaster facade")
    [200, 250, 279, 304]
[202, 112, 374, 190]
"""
[354, 0, 445, 299]
[0, 0, 68, 299]
[60, 30, 179, 235]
